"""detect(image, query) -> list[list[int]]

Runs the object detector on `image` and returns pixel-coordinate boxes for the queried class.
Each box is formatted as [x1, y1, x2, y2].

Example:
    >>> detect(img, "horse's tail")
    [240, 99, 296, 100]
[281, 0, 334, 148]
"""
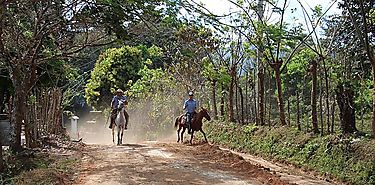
[174, 116, 179, 128]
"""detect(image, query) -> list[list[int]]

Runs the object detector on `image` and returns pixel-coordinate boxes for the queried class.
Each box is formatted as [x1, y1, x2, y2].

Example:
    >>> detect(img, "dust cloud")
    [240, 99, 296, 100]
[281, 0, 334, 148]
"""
[66, 101, 180, 145]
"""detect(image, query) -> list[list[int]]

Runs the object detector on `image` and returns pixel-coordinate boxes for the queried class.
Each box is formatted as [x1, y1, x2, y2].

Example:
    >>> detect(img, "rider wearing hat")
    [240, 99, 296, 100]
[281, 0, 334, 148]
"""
[183, 91, 197, 134]
[110, 89, 129, 129]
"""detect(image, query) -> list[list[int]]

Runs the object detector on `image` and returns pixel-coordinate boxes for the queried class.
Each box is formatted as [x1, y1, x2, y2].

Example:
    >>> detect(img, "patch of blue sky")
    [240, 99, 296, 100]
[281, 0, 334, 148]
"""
[181, 0, 342, 36]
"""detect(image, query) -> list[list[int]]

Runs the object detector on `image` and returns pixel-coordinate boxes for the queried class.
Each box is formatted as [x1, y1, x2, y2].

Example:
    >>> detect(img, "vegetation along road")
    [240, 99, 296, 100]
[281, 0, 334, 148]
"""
[0, 0, 374, 184]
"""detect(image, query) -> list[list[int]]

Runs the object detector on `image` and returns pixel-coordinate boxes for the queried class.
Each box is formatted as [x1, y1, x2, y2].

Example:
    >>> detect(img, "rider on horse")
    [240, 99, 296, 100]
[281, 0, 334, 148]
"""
[110, 89, 129, 129]
[183, 91, 197, 134]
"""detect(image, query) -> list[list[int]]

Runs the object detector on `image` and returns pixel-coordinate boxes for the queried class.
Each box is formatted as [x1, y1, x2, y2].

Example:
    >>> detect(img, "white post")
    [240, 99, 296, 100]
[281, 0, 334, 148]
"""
[70, 116, 79, 139]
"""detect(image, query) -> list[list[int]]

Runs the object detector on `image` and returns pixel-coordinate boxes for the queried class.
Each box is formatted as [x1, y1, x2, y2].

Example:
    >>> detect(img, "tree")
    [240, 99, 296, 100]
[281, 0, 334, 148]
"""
[340, 0, 375, 135]
[202, 58, 231, 120]
[0, 0, 167, 151]
[310, 58, 319, 133]
[336, 82, 358, 134]
[0, 65, 12, 114]
[85, 45, 162, 108]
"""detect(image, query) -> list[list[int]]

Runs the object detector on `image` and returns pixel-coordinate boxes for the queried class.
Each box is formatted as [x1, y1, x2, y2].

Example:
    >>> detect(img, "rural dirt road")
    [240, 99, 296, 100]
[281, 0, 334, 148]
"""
[76, 142, 283, 185]
[72, 120, 337, 185]
[75, 141, 336, 185]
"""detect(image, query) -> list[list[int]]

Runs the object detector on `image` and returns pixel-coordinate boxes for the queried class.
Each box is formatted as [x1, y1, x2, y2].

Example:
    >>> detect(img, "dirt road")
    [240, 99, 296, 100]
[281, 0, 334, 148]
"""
[72, 121, 337, 185]
[75, 140, 337, 185]
[76, 142, 284, 185]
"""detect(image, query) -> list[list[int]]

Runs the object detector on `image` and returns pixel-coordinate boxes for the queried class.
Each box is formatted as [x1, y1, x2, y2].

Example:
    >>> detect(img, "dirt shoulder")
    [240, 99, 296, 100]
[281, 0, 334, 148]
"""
[6, 136, 84, 185]
[76, 141, 292, 185]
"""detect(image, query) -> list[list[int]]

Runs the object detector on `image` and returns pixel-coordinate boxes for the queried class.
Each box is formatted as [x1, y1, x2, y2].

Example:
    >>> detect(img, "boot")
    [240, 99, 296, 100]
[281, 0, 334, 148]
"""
[188, 124, 191, 134]
[125, 111, 129, 130]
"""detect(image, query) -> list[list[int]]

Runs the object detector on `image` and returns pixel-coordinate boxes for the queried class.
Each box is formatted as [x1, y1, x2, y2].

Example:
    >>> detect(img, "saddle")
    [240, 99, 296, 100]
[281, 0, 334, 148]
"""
[180, 112, 196, 128]
[180, 115, 187, 127]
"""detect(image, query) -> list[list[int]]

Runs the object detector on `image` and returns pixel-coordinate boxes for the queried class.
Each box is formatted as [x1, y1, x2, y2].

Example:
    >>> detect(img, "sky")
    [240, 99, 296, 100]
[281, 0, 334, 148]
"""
[188, 0, 342, 32]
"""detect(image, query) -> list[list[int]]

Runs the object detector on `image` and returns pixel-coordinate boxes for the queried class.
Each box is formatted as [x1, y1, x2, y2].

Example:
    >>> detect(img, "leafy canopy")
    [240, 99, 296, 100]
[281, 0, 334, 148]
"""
[85, 45, 162, 108]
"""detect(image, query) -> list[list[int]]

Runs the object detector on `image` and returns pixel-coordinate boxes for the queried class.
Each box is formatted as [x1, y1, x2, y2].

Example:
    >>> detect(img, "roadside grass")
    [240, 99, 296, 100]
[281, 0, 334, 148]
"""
[0, 137, 82, 185]
[202, 121, 375, 185]
[12, 157, 78, 185]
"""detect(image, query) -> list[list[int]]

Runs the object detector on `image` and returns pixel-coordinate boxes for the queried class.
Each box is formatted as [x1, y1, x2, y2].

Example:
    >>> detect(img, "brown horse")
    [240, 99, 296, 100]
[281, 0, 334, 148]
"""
[174, 107, 211, 144]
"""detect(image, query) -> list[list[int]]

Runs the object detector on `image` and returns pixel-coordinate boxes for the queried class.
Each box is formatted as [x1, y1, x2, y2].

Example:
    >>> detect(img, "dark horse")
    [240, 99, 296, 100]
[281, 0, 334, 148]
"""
[174, 107, 211, 144]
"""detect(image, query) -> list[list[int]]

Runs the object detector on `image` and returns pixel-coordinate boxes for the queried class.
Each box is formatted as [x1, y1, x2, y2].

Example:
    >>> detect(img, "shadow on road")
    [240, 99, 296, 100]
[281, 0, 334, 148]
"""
[118, 143, 146, 148]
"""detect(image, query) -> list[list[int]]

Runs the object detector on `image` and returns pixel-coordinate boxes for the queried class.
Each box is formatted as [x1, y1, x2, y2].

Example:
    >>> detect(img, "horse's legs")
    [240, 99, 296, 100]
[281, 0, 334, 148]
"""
[181, 127, 186, 143]
[117, 125, 121, 146]
[120, 126, 124, 145]
[190, 130, 194, 145]
[200, 129, 208, 143]
[112, 127, 115, 144]
[177, 126, 182, 143]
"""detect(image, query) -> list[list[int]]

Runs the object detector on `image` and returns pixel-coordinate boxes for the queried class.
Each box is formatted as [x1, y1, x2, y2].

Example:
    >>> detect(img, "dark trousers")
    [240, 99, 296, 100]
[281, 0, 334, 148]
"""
[110, 109, 129, 129]
[185, 112, 195, 133]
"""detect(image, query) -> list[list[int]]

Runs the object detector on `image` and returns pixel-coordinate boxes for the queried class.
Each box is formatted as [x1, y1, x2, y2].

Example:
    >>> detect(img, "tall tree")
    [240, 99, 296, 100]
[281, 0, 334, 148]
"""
[326, 0, 374, 134]
[85, 45, 162, 108]
[0, 0, 166, 151]
[341, 0, 374, 135]
[257, 0, 266, 126]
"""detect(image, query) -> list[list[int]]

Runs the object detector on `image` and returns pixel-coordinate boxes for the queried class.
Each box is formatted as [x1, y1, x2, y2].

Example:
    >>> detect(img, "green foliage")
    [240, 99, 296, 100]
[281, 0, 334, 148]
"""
[38, 61, 79, 87]
[87, 0, 166, 40]
[312, 5, 323, 19]
[355, 79, 372, 112]
[203, 122, 375, 185]
[85, 45, 162, 108]
[201, 58, 231, 86]
[127, 66, 182, 140]
[283, 48, 316, 99]
[129, 66, 174, 98]
[287, 48, 316, 76]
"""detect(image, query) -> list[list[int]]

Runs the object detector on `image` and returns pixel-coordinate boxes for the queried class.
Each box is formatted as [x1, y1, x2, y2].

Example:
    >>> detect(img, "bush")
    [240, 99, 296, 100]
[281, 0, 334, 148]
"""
[204, 121, 375, 185]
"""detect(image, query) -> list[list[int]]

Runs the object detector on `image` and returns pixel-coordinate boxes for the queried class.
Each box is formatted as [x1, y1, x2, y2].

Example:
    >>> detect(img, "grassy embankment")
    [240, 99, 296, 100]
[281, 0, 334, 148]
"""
[0, 136, 82, 185]
[202, 121, 375, 185]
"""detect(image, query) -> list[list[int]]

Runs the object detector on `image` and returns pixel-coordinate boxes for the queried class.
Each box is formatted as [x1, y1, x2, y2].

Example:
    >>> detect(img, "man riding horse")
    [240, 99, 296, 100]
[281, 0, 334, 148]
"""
[110, 89, 129, 129]
[183, 91, 197, 134]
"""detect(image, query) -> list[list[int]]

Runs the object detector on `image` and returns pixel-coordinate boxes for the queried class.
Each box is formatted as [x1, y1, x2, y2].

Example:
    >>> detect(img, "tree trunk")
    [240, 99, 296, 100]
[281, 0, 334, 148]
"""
[331, 95, 335, 133]
[0, 124, 3, 172]
[302, 76, 307, 132]
[319, 73, 324, 136]
[211, 80, 218, 120]
[297, 89, 301, 130]
[238, 86, 244, 124]
[253, 69, 257, 123]
[311, 60, 319, 134]
[372, 63, 375, 136]
[285, 67, 290, 126]
[245, 73, 248, 123]
[220, 83, 225, 118]
[0, 86, 5, 113]
[235, 77, 239, 123]
[274, 67, 286, 126]
[322, 58, 330, 134]
[286, 96, 291, 126]
[268, 69, 272, 127]
[258, 64, 265, 126]
[228, 67, 235, 122]
[336, 83, 357, 134]
[256, 0, 265, 126]
[9, 65, 27, 152]
[10, 86, 26, 152]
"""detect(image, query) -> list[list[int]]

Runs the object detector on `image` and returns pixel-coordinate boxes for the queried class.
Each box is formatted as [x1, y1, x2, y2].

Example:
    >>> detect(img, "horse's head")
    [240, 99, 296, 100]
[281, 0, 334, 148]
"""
[200, 107, 211, 121]
[118, 100, 125, 110]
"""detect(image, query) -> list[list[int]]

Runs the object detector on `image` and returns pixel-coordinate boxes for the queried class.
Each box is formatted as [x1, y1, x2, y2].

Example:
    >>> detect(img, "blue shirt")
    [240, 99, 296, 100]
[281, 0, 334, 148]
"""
[183, 99, 197, 113]
[112, 95, 127, 109]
